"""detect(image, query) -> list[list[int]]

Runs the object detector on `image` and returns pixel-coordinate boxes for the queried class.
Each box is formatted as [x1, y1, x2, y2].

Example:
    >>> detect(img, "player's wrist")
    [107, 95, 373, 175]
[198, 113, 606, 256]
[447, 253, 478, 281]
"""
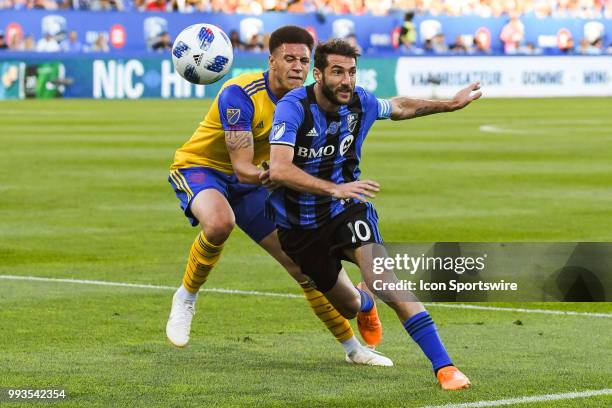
[444, 100, 457, 112]
[327, 183, 341, 197]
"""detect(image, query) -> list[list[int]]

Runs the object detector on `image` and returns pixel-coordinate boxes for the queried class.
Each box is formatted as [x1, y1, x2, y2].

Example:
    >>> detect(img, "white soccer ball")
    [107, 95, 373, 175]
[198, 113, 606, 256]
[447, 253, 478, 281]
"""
[172, 24, 233, 85]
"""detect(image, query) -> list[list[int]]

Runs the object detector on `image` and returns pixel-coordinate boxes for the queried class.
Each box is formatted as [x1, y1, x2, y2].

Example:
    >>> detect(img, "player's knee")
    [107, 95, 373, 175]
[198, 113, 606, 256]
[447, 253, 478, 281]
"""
[202, 217, 235, 244]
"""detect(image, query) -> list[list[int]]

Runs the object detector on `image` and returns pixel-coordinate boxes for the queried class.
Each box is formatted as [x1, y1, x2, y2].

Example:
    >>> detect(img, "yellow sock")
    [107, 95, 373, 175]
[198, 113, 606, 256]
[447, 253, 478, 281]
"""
[300, 280, 354, 343]
[182, 231, 224, 293]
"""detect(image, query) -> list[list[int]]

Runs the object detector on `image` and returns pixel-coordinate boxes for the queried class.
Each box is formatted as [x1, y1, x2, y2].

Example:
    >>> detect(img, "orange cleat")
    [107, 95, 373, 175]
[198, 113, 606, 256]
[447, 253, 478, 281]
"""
[356, 283, 383, 347]
[436, 366, 471, 390]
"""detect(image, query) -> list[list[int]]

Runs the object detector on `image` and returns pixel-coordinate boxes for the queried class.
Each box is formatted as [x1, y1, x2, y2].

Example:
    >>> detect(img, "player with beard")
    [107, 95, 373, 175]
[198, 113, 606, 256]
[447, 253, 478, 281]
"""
[264, 39, 481, 389]
[166, 27, 390, 366]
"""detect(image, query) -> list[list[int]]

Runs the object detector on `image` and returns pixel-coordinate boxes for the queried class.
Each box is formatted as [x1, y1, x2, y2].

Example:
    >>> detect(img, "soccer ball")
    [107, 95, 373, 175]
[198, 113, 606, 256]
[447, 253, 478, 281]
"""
[172, 24, 233, 85]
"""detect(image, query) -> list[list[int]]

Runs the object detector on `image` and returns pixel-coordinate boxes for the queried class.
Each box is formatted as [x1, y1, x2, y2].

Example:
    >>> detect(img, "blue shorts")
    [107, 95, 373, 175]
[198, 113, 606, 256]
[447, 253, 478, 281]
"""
[168, 166, 276, 243]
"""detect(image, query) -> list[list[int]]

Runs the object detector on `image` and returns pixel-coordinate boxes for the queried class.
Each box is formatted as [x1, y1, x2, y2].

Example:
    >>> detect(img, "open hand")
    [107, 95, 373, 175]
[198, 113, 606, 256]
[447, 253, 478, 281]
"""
[330, 180, 380, 202]
[450, 81, 482, 111]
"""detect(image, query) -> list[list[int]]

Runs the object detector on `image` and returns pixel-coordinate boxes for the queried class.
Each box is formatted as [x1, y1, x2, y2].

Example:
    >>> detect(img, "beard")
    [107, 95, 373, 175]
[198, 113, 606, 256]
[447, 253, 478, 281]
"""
[321, 76, 353, 105]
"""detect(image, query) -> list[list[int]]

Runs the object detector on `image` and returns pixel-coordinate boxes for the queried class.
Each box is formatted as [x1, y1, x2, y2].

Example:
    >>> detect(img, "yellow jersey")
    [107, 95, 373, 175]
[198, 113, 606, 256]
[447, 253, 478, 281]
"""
[171, 71, 279, 174]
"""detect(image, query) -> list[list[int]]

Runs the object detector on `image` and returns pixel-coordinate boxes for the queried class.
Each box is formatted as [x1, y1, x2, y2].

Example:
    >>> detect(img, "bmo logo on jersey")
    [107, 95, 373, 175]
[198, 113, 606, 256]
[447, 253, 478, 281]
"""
[297, 134, 354, 158]
[297, 145, 335, 158]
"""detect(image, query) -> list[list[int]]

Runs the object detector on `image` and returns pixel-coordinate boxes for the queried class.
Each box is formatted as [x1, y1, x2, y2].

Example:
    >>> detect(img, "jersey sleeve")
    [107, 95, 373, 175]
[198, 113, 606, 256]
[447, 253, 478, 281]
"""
[217, 85, 255, 131]
[362, 88, 392, 121]
[359, 89, 391, 135]
[270, 97, 304, 147]
[376, 98, 392, 120]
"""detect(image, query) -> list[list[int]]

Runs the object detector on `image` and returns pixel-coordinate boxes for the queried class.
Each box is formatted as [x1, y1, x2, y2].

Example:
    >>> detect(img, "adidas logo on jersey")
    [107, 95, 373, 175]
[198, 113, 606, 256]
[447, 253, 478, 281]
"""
[306, 128, 318, 137]
[193, 54, 203, 66]
[255, 121, 264, 129]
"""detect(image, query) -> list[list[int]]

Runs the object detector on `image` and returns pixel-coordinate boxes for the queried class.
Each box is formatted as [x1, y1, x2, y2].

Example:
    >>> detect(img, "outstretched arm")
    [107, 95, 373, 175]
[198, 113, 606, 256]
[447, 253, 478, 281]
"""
[389, 81, 482, 121]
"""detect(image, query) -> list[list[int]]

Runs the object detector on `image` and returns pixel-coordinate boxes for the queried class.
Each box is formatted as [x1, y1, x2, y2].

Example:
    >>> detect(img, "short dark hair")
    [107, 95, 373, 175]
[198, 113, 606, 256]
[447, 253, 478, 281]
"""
[314, 39, 361, 70]
[268, 26, 314, 54]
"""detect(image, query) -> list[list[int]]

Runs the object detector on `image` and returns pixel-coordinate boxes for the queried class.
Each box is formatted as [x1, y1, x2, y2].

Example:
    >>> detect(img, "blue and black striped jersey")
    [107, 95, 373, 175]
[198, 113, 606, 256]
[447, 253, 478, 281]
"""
[267, 84, 392, 229]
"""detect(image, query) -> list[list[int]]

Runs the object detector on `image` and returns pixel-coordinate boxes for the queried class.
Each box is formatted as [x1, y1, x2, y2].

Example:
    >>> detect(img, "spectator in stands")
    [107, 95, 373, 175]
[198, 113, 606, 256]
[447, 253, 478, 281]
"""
[23, 34, 35, 51]
[57, 0, 72, 8]
[36, 33, 61, 52]
[592, 37, 605, 54]
[152, 31, 172, 51]
[3, 0, 611, 18]
[518, 42, 541, 54]
[229, 30, 244, 51]
[449, 35, 468, 54]
[62, 31, 83, 52]
[534, 0, 553, 18]
[27, 0, 58, 9]
[559, 36, 575, 53]
[422, 38, 435, 54]
[500, 13, 525, 54]
[262, 32, 271, 51]
[236, 0, 265, 14]
[399, 11, 417, 51]
[474, 35, 492, 54]
[0, 32, 8, 50]
[144, 0, 165, 11]
[578, 37, 605, 54]
[473, 0, 494, 17]
[287, 0, 308, 13]
[90, 33, 110, 52]
[8, 31, 24, 50]
[93, 0, 124, 10]
[245, 33, 263, 52]
[348, 0, 367, 14]
[345, 33, 363, 54]
[209, 0, 238, 13]
[432, 33, 448, 53]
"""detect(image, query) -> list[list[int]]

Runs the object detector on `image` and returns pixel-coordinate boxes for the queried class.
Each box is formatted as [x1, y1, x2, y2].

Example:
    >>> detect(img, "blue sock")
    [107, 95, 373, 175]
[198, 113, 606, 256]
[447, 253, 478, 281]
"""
[403, 311, 453, 372]
[356, 288, 374, 312]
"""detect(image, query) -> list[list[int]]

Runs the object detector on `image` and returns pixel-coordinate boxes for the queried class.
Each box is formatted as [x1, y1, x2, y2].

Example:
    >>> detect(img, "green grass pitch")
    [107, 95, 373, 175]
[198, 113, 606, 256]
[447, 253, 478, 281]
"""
[1, 98, 611, 407]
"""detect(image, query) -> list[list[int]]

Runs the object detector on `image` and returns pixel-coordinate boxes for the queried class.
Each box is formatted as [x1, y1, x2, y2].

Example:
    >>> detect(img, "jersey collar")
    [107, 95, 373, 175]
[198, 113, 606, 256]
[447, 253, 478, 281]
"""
[263, 71, 279, 104]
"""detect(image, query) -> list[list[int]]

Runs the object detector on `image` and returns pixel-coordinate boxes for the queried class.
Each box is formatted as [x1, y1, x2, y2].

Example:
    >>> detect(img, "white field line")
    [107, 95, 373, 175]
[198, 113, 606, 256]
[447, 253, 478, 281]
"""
[421, 302, 612, 318]
[0, 275, 301, 299]
[479, 125, 537, 135]
[421, 388, 612, 408]
[0, 274, 611, 318]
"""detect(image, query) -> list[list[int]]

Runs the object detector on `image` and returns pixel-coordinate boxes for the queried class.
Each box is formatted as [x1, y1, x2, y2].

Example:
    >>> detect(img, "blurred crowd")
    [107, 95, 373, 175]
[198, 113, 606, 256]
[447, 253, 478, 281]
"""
[0, 0, 610, 54]
[394, 10, 610, 54]
[1, 0, 612, 18]
[0, 30, 111, 52]
[1, 19, 609, 54]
